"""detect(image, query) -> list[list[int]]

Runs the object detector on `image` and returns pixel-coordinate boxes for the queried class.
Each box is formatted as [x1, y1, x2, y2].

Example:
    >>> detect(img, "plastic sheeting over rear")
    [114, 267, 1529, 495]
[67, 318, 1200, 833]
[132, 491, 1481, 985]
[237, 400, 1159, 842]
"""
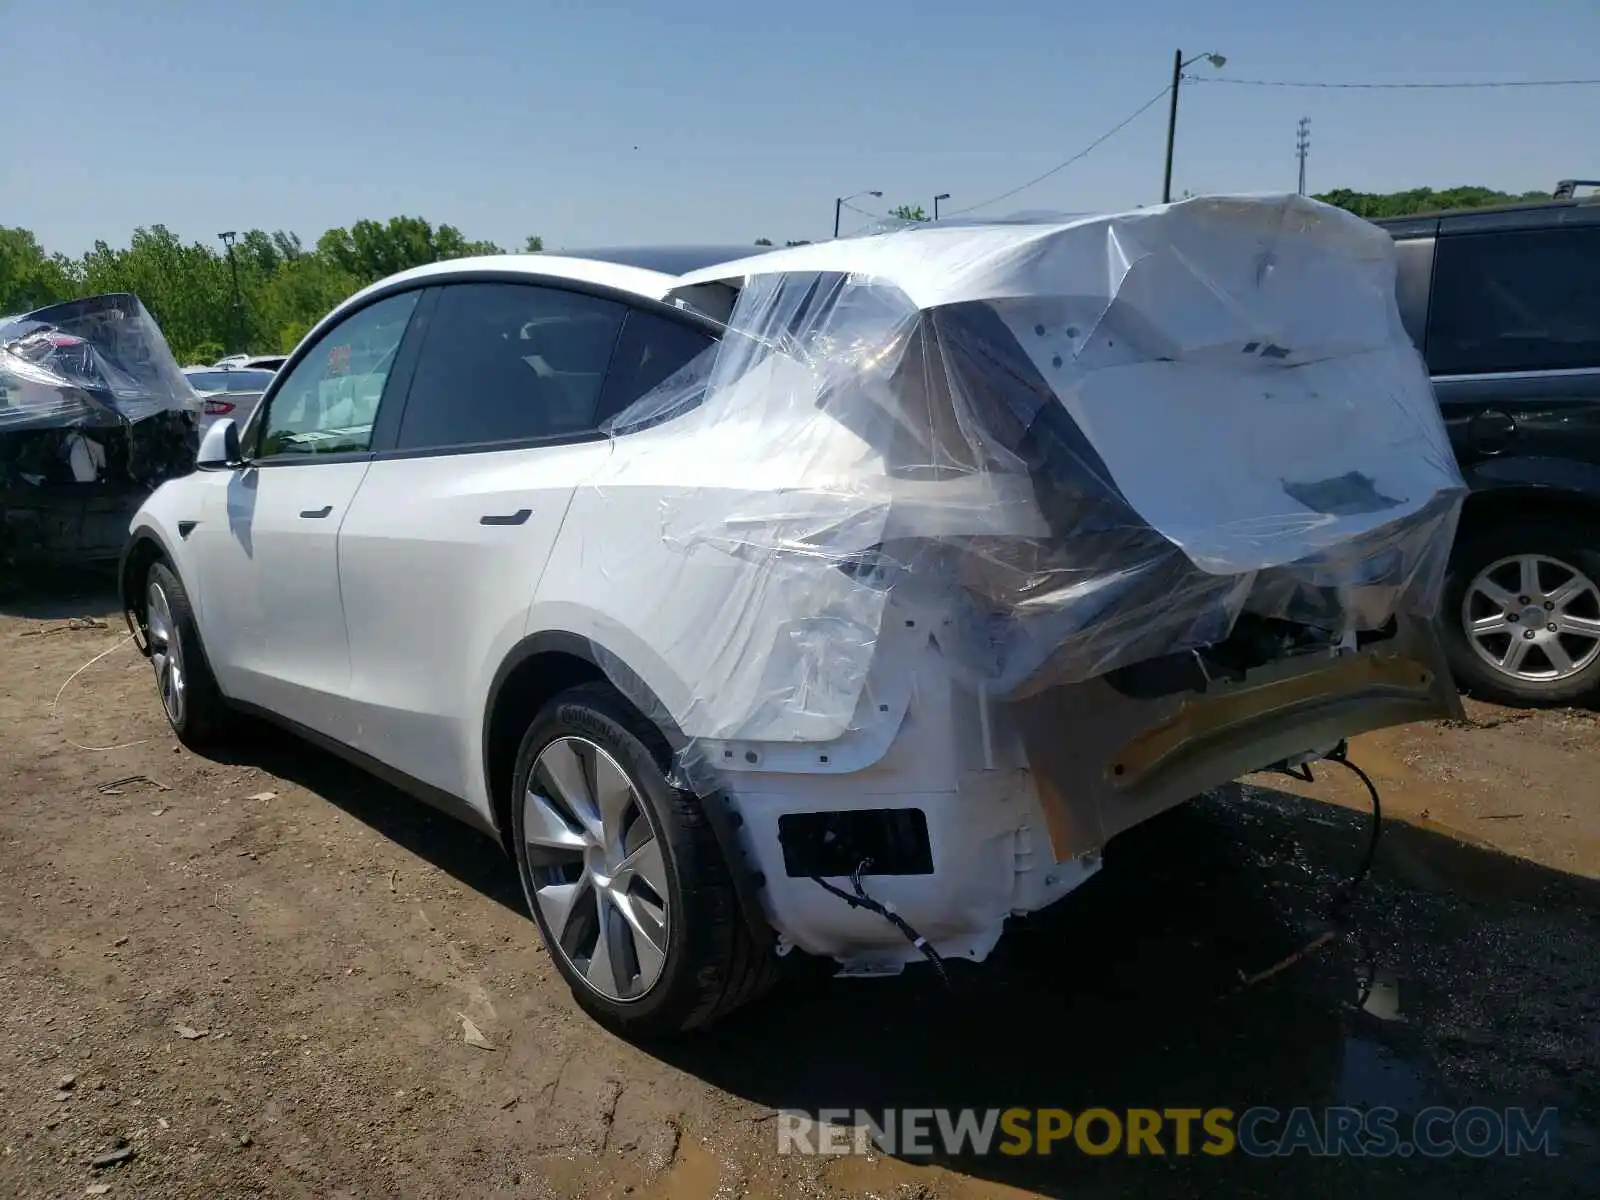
[0, 294, 199, 432]
[581, 194, 1467, 755]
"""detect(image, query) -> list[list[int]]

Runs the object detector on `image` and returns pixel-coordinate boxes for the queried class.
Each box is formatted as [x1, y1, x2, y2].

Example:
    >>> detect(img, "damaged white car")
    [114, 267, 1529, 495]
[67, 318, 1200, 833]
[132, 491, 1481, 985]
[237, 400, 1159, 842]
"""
[121, 195, 1467, 1035]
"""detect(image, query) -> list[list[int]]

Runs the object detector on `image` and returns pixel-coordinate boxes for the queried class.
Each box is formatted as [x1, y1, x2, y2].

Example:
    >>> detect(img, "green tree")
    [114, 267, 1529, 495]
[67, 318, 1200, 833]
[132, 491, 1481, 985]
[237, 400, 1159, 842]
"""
[523, 235, 545, 253]
[77, 226, 232, 362]
[888, 204, 929, 222]
[318, 217, 504, 284]
[271, 231, 306, 261]
[254, 254, 362, 352]
[433, 223, 504, 260]
[754, 238, 773, 246]
[4, 215, 526, 362]
[0, 227, 76, 313]
[1313, 185, 1548, 219]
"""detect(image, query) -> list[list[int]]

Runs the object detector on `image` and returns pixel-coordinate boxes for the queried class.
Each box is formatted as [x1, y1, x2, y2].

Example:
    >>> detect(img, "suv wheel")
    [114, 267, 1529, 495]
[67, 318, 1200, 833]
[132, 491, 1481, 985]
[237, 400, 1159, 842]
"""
[144, 560, 234, 747]
[1442, 516, 1600, 706]
[509, 682, 777, 1036]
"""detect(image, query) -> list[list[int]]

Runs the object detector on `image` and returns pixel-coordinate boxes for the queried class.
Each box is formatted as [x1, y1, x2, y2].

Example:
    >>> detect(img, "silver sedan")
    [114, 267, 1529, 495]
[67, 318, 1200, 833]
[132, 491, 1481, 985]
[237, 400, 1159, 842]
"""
[184, 366, 276, 437]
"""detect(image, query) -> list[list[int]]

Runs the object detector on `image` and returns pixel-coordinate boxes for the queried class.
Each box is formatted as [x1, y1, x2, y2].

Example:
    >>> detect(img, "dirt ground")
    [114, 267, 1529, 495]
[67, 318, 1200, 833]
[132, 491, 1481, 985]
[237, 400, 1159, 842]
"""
[2, 585, 1597, 1199]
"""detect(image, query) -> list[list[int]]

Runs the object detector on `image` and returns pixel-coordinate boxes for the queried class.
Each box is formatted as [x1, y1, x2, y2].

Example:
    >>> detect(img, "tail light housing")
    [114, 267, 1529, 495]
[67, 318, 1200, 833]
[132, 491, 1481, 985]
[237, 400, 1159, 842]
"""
[202, 398, 235, 416]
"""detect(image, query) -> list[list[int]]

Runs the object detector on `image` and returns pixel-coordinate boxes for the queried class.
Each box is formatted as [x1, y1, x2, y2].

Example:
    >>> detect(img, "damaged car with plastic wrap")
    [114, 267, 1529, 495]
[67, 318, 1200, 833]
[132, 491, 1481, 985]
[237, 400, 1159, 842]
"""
[1, 294, 199, 576]
[119, 195, 1468, 1036]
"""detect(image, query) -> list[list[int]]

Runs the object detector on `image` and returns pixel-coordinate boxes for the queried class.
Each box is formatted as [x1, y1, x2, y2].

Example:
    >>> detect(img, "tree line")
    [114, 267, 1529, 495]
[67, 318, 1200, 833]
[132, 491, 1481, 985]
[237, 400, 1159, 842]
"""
[876, 187, 1553, 224]
[1, 185, 1554, 364]
[0, 219, 542, 364]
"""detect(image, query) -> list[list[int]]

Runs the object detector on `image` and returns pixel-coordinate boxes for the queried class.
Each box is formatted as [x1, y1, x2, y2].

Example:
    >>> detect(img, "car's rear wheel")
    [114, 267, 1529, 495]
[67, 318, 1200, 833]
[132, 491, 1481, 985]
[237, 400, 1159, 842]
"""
[1441, 516, 1600, 707]
[510, 682, 777, 1036]
[144, 561, 233, 747]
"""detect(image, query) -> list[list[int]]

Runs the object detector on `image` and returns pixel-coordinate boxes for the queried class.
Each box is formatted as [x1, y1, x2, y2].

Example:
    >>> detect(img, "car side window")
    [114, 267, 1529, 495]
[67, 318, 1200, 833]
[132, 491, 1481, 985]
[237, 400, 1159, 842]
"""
[255, 290, 420, 459]
[1426, 227, 1600, 375]
[394, 283, 627, 452]
[595, 308, 718, 427]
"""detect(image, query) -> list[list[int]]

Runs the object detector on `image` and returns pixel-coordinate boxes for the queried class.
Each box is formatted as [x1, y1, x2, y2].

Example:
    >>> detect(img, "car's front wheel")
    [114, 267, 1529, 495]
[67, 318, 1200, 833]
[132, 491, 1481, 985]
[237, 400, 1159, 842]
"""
[510, 682, 776, 1036]
[143, 560, 233, 747]
[1441, 515, 1600, 707]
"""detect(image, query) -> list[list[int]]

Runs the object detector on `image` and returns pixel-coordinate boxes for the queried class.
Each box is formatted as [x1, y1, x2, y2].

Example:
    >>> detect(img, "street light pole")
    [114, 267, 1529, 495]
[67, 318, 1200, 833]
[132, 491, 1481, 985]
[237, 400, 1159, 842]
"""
[1162, 49, 1226, 204]
[934, 193, 950, 221]
[217, 231, 242, 354]
[833, 189, 883, 238]
[1161, 49, 1183, 205]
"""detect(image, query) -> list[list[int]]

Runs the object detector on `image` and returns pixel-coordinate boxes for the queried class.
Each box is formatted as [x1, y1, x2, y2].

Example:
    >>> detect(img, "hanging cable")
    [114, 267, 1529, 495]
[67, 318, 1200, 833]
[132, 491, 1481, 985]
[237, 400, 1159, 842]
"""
[837, 198, 888, 221]
[811, 860, 952, 985]
[1186, 75, 1600, 90]
[1229, 739, 1385, 1000]
[945, 85, 1173, 217]
[1321, 742, 1383, 915]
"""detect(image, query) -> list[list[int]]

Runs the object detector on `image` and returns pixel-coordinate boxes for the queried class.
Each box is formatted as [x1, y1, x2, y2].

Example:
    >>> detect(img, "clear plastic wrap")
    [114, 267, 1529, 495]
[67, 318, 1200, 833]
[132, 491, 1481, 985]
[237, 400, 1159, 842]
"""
[0, 293, 199, 432]
[581, 194, 1466, 758]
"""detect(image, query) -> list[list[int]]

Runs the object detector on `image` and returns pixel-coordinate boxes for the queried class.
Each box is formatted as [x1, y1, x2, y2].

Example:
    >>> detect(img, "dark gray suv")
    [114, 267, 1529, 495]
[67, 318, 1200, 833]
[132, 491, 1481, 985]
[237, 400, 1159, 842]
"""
[1378, 187, 1600, 706]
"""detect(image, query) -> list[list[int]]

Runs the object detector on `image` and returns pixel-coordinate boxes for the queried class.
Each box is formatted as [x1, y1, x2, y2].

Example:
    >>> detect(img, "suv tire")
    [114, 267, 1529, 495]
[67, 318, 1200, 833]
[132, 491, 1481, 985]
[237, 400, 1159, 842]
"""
[1441, 515, 1600, 707]
[144, 560, 235, 747]
[510, 682, 777, 1036]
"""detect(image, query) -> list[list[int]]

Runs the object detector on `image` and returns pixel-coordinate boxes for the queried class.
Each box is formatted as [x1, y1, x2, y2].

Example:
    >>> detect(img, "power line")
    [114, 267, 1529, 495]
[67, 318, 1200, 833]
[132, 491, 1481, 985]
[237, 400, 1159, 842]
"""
[946, 85, 1173, 216]
[843, 69, 1598, 227]
[839, 199, 887, 220]
[1185, 74, 1600, 90]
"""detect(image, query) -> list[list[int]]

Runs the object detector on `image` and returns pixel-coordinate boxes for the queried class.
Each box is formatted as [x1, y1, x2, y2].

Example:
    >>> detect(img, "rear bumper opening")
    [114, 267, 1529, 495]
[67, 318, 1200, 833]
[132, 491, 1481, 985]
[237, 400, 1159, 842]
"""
[1011, 612, 1461, 862]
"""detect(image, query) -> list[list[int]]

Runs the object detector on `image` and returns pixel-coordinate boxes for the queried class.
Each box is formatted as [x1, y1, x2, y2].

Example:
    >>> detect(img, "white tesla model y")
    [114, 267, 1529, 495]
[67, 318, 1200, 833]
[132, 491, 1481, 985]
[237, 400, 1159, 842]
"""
[122, 199, 1468, 1035]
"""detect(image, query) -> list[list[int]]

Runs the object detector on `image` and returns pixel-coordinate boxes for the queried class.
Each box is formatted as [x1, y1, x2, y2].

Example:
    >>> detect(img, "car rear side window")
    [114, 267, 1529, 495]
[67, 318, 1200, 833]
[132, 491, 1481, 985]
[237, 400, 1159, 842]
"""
[1426, 227, 1600, 375]
[595, 309, 718, 427]
[395, 283, 626, 451]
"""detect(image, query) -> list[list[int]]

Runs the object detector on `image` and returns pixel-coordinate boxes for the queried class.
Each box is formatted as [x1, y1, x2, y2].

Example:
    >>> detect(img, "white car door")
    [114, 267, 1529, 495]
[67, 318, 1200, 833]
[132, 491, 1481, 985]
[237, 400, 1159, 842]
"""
[337, 281, 643, 813]
[189, 289, 422, 743]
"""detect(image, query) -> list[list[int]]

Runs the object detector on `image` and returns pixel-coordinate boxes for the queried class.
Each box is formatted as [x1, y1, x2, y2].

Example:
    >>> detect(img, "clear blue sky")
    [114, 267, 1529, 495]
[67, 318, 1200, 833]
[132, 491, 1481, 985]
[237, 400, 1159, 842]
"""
[3, 0, 1595, 255]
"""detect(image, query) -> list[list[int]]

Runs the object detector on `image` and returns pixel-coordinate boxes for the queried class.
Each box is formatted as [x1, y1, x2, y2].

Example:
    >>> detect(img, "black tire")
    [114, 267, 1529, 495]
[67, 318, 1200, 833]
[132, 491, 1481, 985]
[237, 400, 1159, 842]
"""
[1440, 515, 1600, 707]
[509, 682, 778, 1036]
[144, 560, 234, 748]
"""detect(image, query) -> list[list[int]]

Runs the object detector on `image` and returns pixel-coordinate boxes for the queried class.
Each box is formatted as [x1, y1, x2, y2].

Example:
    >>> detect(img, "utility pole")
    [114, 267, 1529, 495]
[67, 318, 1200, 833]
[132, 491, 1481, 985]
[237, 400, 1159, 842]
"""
[934, 193, 950, 221]
[217, 231, 242, 354]
[1162, 49, 1226, 204]
[1296, 117, 1311, 196]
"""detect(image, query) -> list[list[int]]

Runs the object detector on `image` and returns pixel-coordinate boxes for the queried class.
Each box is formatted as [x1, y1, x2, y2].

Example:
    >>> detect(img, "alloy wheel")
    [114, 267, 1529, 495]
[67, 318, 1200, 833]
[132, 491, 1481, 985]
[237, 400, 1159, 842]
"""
[521, 736, 671, 1002]
[146, 579, 187, 726]
[1462, 553, 1600, 682]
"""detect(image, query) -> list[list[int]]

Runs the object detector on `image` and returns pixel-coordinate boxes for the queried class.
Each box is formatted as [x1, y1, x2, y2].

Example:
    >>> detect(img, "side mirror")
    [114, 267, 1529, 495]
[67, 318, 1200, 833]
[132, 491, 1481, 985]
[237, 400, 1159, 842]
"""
[196, 418, 242, 469]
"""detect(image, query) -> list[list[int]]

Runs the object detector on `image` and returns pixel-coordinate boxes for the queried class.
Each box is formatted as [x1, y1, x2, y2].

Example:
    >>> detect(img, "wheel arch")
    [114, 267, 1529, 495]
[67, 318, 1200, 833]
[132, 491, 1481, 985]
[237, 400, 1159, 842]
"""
[1455, 481, 1600, 539]
[119, 522, 181, 654]
[481, 630, 773, 949]
[1444, 485, 1600, 705]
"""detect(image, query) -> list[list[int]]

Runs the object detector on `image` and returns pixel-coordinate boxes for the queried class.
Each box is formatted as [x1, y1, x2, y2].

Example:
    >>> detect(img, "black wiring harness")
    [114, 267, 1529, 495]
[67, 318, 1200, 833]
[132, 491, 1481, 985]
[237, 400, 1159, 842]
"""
[1261, 738, 1385, 1006]
[1275, 739, 1383, 914]
[811, 740, 1386, 1000]
[811, 860, 952, 986]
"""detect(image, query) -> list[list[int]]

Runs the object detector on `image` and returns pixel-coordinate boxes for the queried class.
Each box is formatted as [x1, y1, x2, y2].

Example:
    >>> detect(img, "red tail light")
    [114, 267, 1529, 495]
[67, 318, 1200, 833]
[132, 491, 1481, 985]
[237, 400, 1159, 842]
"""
[203, 398, 235, 415]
